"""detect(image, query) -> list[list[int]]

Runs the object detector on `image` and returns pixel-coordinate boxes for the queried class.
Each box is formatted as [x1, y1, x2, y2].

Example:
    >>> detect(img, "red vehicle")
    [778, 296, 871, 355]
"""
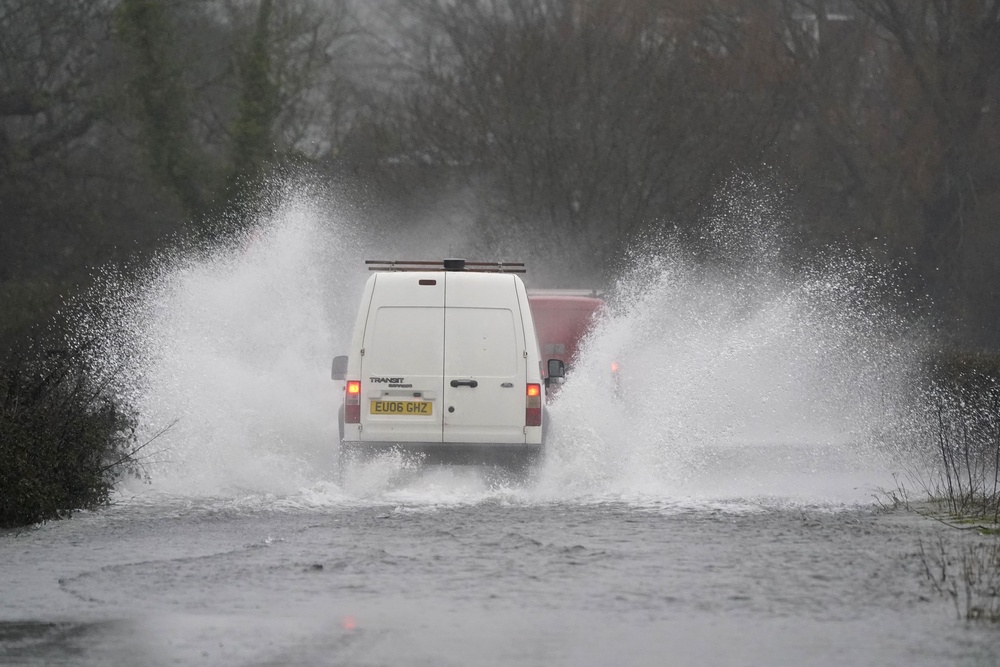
[527, 289, 606, 392]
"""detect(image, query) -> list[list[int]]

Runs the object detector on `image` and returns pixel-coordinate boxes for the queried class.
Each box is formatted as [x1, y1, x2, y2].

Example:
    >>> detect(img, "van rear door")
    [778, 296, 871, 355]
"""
[442, 274, 527, 444]
[359, 274, 445, 443]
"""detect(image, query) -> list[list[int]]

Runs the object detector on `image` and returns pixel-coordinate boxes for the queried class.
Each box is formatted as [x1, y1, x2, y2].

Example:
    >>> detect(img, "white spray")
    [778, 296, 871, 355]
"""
[78, 181, 930, 505]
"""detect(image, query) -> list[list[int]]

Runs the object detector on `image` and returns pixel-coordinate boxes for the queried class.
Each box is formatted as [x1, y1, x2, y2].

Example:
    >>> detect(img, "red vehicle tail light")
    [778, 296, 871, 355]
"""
[526, 383, 542, 426]
[345, 380, 361, 423]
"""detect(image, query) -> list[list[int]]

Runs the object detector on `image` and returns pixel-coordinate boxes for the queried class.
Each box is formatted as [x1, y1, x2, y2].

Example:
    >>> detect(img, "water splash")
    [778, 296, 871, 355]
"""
[539, 183, 930, 503]
[76, 180, 931, 505]
[76, 195, 365, 497]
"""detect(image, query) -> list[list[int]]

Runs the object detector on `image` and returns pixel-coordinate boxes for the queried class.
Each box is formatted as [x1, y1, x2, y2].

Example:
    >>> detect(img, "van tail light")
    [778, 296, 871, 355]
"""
[526, 383, 542, 426]
[345, 380, 361, 423]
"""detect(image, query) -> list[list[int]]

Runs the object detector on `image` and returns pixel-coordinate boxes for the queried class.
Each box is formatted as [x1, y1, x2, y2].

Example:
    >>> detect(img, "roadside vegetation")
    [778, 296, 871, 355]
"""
[0, 337, 147, 529]
[918, 353, 1000, 522]
[919, 537, 1000, 623]
[891, 353, 1000, 622]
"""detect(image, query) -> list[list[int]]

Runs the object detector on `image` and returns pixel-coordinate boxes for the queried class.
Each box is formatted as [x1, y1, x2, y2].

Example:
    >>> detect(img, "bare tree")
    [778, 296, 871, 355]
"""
[0, 0, 368, 342]
[839, 0, 1000, 340]
[0, 0, 140, 280]
[372, 0, 802, 272]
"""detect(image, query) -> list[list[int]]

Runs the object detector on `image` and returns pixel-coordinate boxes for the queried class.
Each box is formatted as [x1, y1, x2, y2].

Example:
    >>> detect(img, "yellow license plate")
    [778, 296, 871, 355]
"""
[370, 400, 433, 416]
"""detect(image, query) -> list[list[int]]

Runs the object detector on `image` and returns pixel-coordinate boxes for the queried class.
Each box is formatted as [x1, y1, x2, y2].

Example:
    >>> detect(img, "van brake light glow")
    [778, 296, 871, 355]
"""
[526, 383, 542, 426]
[345, 380, 361, 423]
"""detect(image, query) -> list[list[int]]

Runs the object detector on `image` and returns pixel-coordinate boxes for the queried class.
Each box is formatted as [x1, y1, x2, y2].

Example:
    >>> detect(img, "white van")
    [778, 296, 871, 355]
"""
[332, 259, 564, 472]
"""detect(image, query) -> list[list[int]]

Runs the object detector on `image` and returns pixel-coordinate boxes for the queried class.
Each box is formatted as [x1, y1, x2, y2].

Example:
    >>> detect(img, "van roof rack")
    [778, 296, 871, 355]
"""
[366, 259, 526, 273]
[526, 288, 604, 299]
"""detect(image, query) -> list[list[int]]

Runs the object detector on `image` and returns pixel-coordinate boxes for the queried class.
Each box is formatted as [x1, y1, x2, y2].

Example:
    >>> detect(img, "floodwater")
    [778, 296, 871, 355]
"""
[4, 193, 999, 665]
[3, 476, 1000, 666]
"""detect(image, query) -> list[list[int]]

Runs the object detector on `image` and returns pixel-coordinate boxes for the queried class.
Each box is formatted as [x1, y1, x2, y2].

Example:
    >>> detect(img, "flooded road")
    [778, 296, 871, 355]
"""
[3, 481, 999, 667]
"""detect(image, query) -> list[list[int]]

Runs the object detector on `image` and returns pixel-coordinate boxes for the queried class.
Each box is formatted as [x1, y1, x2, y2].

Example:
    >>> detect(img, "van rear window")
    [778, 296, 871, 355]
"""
[369, 307, 444, 376]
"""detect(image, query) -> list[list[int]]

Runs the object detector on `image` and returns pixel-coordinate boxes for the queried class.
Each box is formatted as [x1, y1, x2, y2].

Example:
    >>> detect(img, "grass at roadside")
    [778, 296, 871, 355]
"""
[916, 535, 1000, 623]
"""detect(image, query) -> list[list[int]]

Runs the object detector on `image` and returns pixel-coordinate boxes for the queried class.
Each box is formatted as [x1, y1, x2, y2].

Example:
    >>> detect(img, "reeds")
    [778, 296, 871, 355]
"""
[923, 353, 1000, 522]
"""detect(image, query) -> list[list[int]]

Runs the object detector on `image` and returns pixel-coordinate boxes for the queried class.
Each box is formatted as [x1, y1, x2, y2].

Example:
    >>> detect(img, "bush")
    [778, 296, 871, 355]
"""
[0, 341, 145, 529]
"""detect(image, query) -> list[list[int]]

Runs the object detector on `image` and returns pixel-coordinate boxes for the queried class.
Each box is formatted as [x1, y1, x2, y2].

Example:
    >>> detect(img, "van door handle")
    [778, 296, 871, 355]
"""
[450, 379, 478, 388]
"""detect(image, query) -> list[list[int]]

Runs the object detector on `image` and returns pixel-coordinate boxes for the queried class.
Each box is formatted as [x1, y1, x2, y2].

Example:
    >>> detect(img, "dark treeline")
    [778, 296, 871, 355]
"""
[2, 0, 999, 349]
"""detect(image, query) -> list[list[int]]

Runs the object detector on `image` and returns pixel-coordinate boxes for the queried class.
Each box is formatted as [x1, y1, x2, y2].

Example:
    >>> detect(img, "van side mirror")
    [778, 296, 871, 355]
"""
[331, 355, 348, 380]
[547, 358, 565, 379]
